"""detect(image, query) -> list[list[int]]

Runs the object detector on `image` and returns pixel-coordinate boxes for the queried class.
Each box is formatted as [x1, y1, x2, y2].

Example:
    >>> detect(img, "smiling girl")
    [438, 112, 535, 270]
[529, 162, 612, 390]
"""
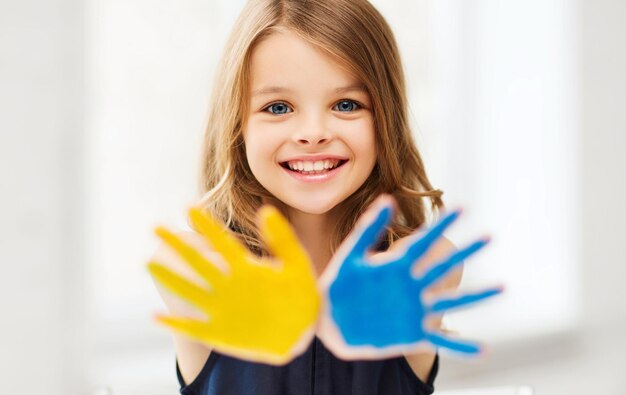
[152, 1, 465, 394]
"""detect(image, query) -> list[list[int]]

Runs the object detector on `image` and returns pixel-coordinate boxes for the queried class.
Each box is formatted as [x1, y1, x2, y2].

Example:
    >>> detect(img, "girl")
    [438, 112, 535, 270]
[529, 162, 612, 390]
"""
[152, 0, 469, 393]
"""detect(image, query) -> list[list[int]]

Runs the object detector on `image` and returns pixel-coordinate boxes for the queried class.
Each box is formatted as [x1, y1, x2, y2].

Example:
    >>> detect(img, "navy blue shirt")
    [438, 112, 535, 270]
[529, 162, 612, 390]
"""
[176, 337, 439, 394]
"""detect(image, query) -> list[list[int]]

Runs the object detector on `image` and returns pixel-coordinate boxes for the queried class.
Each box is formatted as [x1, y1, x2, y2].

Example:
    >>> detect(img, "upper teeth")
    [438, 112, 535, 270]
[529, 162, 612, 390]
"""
[286, 159, 341, 171]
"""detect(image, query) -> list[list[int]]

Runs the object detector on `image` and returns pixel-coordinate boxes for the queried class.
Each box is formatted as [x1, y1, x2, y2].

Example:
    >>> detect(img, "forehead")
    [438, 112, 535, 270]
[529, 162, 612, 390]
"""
[248, 30, 363, 94]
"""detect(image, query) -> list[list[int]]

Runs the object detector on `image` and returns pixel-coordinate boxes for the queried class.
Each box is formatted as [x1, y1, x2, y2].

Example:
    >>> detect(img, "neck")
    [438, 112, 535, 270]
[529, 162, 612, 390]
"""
[284, 206, 340, 276]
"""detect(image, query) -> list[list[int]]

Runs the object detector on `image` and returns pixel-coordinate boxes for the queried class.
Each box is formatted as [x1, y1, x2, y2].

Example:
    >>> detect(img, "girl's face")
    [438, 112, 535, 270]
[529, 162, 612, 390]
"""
[244, 29, 376, 216]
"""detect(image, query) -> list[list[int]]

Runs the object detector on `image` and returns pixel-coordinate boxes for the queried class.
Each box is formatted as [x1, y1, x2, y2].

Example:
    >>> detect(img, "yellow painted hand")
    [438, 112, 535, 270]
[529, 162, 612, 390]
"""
[147, 206, 321, 365]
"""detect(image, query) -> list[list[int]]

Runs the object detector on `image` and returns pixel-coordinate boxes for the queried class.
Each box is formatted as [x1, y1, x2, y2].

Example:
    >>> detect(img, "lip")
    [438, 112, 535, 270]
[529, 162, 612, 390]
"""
[278, 154, 349, 163]
[280, 159, 348, 184]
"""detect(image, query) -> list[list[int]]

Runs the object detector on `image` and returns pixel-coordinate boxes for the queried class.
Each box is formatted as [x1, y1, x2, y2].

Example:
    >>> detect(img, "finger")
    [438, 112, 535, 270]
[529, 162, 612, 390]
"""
[424, 331, 482, 354]
[401, 208, 462, 269]
[155, 226, 226, 290]
[349, 198, 394, 259]
[154, 314, 217, 344]
[419, 237, 490, 288]
[147, 262, 216, 312]
[318, 195, 393, 286]
[258, 205, 313, 276]
[188, 207, 249, 271]
[428, 286, 504, 313]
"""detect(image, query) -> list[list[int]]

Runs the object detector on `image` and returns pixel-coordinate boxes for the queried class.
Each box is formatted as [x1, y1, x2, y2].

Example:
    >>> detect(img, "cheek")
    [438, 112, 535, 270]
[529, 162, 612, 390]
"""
[342, 117, 377, 161]
[244, 121, 282, 168]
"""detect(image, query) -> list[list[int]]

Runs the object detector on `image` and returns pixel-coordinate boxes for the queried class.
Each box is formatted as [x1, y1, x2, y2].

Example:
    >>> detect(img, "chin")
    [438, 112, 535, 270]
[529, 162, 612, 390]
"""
[279, 195, 344, 216]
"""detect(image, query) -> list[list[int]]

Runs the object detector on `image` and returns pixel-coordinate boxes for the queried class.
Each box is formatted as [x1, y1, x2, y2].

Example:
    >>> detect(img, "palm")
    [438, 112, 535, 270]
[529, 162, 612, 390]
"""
[318, 196, 502, 359]
[148, 206, 320, 365]
[329, 251, 429, 347]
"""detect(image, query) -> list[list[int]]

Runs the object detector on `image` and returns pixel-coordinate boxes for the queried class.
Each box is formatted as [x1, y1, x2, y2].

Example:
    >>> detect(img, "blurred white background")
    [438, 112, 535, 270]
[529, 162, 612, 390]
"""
[1, 0, 625, 394]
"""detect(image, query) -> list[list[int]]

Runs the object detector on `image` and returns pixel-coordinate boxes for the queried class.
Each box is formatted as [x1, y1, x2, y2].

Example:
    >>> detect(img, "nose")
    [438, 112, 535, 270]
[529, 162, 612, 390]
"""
[293, 113, 331, 146]
[296, 135, 329, 145]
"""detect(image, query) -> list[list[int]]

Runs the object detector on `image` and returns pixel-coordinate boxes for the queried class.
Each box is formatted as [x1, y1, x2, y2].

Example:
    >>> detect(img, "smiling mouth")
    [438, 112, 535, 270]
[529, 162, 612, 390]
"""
[279, 159, 348, 174]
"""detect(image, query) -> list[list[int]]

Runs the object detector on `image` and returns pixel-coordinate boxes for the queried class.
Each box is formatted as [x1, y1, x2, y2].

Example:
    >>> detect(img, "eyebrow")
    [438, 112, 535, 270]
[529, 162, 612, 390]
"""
[251, 85, 368, 97]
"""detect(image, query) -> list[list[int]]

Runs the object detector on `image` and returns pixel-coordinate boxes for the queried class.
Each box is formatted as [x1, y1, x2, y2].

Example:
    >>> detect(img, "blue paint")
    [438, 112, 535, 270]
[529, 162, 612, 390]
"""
[328, 204, 502, 354]
[429, 287, 503, 313]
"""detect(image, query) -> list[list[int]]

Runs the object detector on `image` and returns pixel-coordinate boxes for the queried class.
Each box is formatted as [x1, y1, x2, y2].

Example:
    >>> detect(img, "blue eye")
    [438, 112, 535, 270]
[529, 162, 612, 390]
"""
[264, 102, 292, 115]
[263, 100, 361, 114]
[334, 100, 361, 112]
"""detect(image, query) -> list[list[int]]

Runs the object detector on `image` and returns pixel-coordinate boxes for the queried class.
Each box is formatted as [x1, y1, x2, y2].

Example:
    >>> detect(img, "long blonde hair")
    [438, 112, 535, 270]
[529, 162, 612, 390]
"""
[196, 0, 444, 256]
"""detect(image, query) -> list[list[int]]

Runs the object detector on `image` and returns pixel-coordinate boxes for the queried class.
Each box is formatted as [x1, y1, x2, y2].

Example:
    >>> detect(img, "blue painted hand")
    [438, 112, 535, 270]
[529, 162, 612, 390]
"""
[317, 195, 503, 359]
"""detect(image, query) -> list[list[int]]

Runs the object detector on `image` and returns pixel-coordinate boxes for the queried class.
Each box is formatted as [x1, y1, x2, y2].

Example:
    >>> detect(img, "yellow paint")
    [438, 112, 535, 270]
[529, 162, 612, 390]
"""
[147, 205, 320, 364]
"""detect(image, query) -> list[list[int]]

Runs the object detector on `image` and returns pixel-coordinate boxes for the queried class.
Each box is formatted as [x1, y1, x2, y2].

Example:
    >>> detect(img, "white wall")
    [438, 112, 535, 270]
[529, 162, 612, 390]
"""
[579, 0, 626, 331]
[0, 0, 87, 394]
